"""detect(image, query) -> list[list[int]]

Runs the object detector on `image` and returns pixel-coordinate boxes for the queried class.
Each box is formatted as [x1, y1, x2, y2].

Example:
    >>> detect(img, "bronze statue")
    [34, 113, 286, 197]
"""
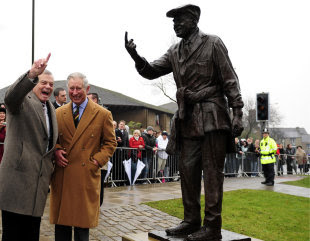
[125, 4, 244, 241]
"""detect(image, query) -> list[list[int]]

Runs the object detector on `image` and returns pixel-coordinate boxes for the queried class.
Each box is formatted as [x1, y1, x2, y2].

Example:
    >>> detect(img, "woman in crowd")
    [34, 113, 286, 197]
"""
[277, 144, 285, 175]
[286, 144, 297, 174]
[129, 130, 145, 184]
[247, 137, 256, 177]
[296, 146, 307, 174]
[235, 138, 242, 176]
[253, 139, 261, 176]
[157, 131, 169, 182]
[0, 107, 6, 163]
[240, 140, 250, 176]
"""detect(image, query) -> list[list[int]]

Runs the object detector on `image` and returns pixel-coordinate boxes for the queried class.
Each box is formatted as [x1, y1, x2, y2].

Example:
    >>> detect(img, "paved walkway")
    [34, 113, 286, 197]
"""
[2, 175, 309, 240]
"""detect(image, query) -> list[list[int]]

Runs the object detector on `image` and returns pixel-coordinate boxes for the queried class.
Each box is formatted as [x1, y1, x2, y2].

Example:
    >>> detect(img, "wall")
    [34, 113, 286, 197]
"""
[110, 107, 172, 134]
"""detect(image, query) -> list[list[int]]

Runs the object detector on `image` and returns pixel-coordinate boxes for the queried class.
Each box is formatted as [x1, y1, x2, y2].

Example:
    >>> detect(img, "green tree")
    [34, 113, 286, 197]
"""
[127, 121, 142, 134]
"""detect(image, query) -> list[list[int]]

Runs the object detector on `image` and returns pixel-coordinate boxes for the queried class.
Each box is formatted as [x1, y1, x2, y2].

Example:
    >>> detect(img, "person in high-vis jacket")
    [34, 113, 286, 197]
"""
[260, 128, 277, 186]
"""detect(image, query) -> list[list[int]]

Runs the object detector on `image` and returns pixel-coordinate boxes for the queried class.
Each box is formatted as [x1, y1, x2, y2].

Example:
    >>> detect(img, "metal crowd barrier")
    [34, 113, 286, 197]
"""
[102, 147, 310, 186]
[224, 152, 309, 178]
[0, 142, 308, 186]
[224, 152, 263, 178]
[106, 147, 180, 186]
[276, 153, 309, 175]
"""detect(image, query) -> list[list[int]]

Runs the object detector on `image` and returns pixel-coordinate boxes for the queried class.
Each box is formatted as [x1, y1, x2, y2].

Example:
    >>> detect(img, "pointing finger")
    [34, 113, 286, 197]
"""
[125, 31, 128, 44]
[45, 52, 51, 64]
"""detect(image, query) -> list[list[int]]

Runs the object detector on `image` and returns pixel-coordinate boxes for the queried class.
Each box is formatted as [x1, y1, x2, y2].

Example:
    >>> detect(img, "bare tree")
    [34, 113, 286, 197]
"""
[269, 128, 285, 144]
[268, 105, 283, 128]
[151, 74, 177, 103]
[241, 96, 283, 139]
[148, 36, 179, 103]
[242, 97, 260, 139]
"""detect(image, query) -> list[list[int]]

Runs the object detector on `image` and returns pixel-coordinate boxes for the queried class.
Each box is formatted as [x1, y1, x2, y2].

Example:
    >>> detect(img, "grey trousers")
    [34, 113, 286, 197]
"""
[179, 131, 227, 230]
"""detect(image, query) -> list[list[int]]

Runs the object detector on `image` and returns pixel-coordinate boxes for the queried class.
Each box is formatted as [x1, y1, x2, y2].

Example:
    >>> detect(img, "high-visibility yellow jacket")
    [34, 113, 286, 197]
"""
[260, 136, 277, 164]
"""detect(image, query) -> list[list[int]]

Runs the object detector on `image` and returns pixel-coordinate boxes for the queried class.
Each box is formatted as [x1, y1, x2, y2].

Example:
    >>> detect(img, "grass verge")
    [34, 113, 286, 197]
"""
[145, 189, 310, 241]
[281, 175, 310, 188]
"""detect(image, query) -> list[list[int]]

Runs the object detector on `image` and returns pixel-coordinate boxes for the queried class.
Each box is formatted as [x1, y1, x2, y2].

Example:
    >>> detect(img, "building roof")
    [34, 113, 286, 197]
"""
[271, 127, 308, 138]
[302, 134, 310, 143]
[159, 102, 178, 113]
[0, 80, 174, 115]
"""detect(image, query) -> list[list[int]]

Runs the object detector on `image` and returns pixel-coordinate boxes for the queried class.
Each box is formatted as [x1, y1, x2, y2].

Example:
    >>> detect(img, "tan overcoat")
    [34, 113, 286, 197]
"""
[50, 99, 117, 228]
[296, 148, 307, 165]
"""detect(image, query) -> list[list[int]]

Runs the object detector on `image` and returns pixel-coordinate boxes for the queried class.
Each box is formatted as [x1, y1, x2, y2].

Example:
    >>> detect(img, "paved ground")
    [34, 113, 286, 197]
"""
[1, 175, 309, 240]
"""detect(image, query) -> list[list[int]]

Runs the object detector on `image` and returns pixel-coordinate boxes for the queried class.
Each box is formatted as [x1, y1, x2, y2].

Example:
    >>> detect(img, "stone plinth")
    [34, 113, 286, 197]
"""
[148, 230, 251, 241]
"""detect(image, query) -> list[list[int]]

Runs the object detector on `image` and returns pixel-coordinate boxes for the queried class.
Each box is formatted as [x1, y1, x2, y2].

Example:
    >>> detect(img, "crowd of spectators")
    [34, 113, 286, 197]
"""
[0, 92, 309, 187]
[111, 120, 171, 185]
[225, 137, 309, 177]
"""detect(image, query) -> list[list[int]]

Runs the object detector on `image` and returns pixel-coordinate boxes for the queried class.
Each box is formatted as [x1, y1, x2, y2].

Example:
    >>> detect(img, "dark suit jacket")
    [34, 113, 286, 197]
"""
[115, 128, 129, 147]
[52, 101, 61, 109]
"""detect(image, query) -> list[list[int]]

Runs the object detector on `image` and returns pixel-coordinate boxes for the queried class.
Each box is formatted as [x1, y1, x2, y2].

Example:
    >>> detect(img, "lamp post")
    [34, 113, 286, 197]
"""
[32, 0, 35, 63]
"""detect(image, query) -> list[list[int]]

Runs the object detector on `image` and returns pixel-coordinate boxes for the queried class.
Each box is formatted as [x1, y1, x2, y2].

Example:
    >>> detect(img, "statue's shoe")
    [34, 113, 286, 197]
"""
[187, 226, 222, 241]
[165, 221, 200, 236]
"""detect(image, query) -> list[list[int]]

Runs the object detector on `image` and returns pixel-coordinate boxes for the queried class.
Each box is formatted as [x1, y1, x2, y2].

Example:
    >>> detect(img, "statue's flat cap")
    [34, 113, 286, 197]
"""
[166, 4, 201, 20]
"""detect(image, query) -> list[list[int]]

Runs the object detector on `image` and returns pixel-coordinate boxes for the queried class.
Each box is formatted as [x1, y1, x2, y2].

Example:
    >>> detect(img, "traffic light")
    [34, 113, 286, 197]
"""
[256, 93, 269, 121]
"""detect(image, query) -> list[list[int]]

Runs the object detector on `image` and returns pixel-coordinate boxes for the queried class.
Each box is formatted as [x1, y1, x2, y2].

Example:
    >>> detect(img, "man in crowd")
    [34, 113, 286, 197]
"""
[286, 143, 296, 174]
[260, 128, 277, 186]
[87, 92, 99, 104]
[116, 120, 129, 147]
[87, 92, 108, 206]
[125, 4, 243, 240]
[53, 87, 67, 109]
[141, 126, 158, 183]
[113, 120, 129, 184]
[0, 54, 58, 241]
[50, 72, 117, 241]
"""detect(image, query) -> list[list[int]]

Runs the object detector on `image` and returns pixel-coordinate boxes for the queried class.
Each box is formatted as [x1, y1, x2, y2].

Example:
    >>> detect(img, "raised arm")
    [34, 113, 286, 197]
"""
[5, 53, 51, 113]
[28, 53, 51, 79]
[124, 32, 145, 69]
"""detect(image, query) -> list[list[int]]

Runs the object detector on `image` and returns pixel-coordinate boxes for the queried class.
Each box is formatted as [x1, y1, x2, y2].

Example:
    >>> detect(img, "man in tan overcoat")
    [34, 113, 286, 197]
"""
[50, 72, 117, 241]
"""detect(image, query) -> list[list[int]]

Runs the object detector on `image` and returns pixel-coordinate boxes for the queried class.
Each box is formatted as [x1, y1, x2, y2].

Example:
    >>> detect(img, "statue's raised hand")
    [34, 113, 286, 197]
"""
[125, 32, 138, 57]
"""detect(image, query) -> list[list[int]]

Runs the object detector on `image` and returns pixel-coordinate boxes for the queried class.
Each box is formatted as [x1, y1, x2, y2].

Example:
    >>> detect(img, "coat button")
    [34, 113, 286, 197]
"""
[82, 163, 85, 166]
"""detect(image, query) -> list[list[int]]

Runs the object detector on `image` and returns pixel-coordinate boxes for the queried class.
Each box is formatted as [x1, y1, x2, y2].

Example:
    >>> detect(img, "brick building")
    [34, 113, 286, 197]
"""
[0, 81, 174, 133]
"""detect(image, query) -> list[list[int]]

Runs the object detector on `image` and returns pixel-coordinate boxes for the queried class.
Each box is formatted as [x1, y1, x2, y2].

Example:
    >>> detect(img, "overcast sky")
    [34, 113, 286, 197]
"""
[1, 0, 309, 132]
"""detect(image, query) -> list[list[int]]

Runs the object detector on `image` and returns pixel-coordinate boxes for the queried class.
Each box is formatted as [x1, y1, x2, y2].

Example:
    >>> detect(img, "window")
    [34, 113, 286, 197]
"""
[155, 114, 159, 125]
[290, 138, 296, 146]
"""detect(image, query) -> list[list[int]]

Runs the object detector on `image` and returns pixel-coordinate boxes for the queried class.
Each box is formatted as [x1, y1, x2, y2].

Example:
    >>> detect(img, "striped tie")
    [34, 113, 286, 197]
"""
[73, 105, 80, 127]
